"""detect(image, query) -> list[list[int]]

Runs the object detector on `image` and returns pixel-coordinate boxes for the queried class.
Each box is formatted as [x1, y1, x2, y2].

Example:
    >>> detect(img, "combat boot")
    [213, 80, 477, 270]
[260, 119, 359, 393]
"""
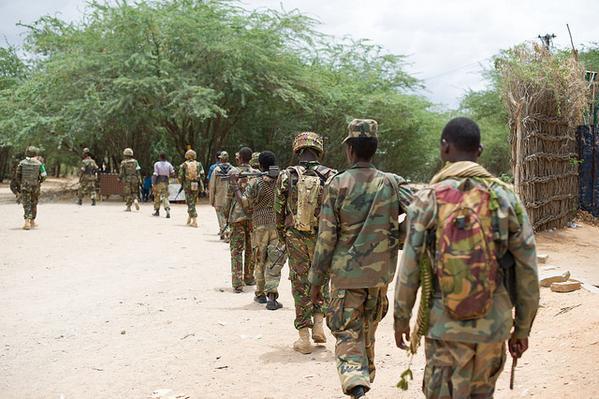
[91, 199, 96, 206]
[134, 199, 140, 210]
[349, 385, 367, 399]
[23, 219, 32, 230]
[187, 215, 192, 225]
[152, 209, 160, 217]
[254, 294, 267, 304]
[312, 313, 327, 344]
[77, 198, 82, 205]
[166, 210, 170, 219]
[125, 205, 132, 212]
[266, 293, 283, 310]
[293, 328, 313, 354]
[30, 219, 36, 228]
[191, 217, 198, 228]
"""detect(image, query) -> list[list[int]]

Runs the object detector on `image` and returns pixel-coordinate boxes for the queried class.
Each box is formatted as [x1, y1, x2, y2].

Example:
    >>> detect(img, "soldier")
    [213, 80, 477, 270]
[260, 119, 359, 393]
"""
[119, 148, 142, 212]
[152, 152, 175, 218]
[394, 117, 540, 399]
[309, 120, 412, 398]
[250, 151, 261, 169]
[77, 148, 99, 206]
[178, 149, 205, 227]
[209, 151, 233, 240]
[15, 146, 47, 230]
[274, 131, 336, 354]
[230, 151, 286, 309]
[224, 147, 258, 292]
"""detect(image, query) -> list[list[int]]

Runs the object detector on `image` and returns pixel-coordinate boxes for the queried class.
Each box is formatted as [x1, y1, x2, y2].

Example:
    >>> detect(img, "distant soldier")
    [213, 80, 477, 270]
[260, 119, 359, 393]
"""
[224, 147, 258, 292]
[178, 149, 205, 227]
[230, 151, 286, 309]
[310, 119, 413, 398]
[77, 148, 99, 206]
[274, 132, 336, 354]
[119, 148, 142, 212]
[250, 151, 261, 169]
[394, 118, 540, 399]
[152, 152, 175, 218]
[15, 146, 47, 230]
[209, 151, 233, 240]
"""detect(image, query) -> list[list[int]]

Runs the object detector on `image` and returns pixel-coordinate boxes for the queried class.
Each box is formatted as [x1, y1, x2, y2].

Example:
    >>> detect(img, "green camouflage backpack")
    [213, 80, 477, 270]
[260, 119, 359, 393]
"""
[292, 166, 322, 232]
[433, 179, 498, 320]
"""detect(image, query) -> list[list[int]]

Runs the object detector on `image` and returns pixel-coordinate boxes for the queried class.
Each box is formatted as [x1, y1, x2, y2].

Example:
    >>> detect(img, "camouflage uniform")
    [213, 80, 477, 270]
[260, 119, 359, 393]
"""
[78, 156, 99, 203]
[209, 156, 233, 236]
[240, 174, 286, 298]
[275, 159, 336, 329]
[15, 147, 47, 228]
[309, 119, 413, 396]
[119, 150, 142, 209]
[178, 156, 205, 219]
[225, 163, 259, 289]
[250, 152, 261, 169]
[394, 161, 540, 399]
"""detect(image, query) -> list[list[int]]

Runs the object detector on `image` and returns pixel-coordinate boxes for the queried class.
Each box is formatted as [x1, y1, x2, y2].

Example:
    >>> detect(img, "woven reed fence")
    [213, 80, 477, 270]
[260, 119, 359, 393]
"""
[499, 44, 588, 231]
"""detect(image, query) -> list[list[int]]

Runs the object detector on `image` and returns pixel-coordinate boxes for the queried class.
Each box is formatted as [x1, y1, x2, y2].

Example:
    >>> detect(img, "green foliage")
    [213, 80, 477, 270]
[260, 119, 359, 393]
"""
[1, 0, 445, 178]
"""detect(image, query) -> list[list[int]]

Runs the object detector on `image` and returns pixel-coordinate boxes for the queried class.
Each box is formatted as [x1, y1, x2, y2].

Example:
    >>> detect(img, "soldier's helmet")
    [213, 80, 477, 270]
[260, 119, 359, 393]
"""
[185, 149, 197, 160]
[250, 152, 260, 168]
[82, 147, 90, 155]
[25, 146, 38, 157]
[123, 148, 134, 157]
[292, 131, 324, 155]
[218, 151, 229, 161]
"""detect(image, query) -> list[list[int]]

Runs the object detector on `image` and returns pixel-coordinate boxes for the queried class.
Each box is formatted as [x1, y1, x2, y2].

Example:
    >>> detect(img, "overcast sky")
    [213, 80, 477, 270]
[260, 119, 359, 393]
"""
[1, 0, 598, 108]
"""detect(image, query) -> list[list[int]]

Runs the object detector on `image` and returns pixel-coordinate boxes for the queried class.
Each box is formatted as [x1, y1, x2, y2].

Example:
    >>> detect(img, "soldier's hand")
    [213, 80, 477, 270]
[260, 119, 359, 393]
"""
[310, 285, 323, 306]
[394, 325, 410, 350]
[508, 336, 529, 359]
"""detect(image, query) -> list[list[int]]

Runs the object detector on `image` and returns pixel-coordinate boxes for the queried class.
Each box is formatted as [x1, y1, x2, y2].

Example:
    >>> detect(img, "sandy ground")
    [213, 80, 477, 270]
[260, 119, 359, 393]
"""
[0, 184, 598, 399]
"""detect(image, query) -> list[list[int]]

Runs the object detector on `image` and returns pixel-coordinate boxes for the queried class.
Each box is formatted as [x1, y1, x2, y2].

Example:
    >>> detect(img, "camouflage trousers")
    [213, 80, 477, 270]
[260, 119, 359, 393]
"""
[21, 189, 40, 220]
[153, 182, 170, 211]
[122, 180, 139, 206]
[285, 228, 329, 330]
[423, 338, 506, 399]
[327, 286, 388, 395]
[78, 179, 97, 201]
[215, 207, 227, 234]
[185, 189, 198, 217]
[230, 220, 255, 289]
[252, 225, 286, 297]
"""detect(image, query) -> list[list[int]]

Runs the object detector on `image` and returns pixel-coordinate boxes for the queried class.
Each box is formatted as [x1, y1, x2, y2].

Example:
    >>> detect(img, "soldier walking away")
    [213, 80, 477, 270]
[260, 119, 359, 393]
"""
[119, 148, 142, 212]
[394, 117, 540, 399]
[178, 149, 205, 227]
[77, 148, 99, 206]
[209, 151, 232, 240]
[152, 153, 175, 218]
[230, 151, 286, 310]
[310, 120, 413, 399]
[224, 147, 258, 293]
[274, 132, 336, 354]
[15, 146, 47, 230]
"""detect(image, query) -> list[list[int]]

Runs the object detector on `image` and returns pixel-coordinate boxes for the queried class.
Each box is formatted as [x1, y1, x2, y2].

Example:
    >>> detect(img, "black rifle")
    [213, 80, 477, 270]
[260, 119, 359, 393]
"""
[217, 166, 280, 180]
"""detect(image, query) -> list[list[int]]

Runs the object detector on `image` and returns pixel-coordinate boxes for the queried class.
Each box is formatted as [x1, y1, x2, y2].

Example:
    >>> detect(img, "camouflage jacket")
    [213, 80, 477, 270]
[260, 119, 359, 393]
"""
[394, 168, 540, 343]
[241, 175, 277, 228]
[178, 160, 205, 191]
[209, 162, 232, 208]
[119, 158, 141, 183]
[225, 163, 259, 224]
[16, 157, 47, 191]
[79, 157, 99, 182]
[274, 161, 337, 239]
[309, 162, 413, 289]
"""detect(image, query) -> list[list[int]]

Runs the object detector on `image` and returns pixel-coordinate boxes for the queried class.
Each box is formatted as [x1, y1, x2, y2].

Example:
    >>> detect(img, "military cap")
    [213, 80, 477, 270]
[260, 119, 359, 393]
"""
[185, 149, 197, 160]
[218, 151, 229, 161]
[343, 119, 379, 143]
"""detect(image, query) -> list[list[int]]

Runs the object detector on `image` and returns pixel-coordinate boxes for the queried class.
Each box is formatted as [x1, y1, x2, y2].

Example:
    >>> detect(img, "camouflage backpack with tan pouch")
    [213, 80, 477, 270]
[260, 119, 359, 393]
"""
[186, 160, 200, 191]
[433, 178, 498, 320]
[291, 166, 324, 232]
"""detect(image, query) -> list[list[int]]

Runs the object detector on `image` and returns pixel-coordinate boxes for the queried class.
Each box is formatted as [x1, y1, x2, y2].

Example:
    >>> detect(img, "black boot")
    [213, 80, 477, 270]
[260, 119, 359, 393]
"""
[77, 198, 82, 206]
[166, 210, 170, 219]
[254, 294, 267, 304]
[266, 293, 283, 310]
[349, 386, 367, 399]
[91, 199, 96, 206]
[152, 209, 159, 217]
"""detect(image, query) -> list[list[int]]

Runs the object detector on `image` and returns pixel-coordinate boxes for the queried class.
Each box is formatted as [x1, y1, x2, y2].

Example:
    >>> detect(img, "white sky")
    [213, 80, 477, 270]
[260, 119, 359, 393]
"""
[1, 0, 598, 108]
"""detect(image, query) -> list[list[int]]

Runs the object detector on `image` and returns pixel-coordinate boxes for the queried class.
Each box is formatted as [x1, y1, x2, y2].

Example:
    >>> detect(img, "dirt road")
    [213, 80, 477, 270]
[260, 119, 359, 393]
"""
[1, 192, 598, 398]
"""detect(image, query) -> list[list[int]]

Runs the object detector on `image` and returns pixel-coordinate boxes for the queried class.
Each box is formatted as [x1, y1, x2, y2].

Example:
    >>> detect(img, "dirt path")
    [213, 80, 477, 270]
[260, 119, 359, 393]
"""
[0, 197, 598, 399]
